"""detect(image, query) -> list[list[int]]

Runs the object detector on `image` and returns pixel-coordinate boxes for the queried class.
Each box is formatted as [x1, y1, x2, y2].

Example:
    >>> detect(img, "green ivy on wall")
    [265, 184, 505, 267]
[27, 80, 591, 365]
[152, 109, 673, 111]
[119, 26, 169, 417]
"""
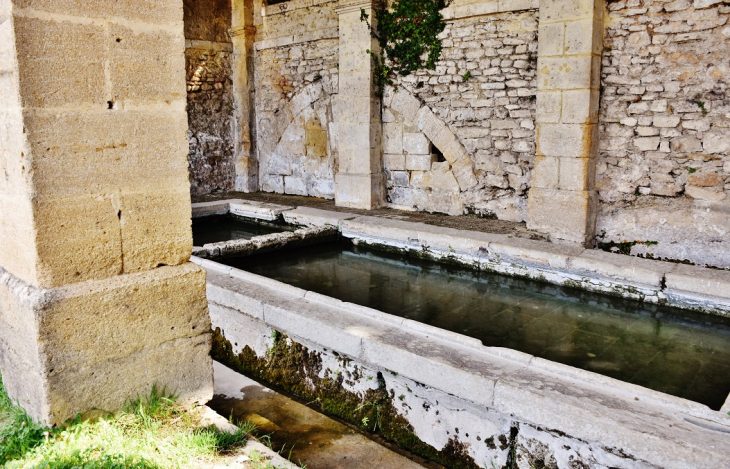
[361, 0, 449, 94]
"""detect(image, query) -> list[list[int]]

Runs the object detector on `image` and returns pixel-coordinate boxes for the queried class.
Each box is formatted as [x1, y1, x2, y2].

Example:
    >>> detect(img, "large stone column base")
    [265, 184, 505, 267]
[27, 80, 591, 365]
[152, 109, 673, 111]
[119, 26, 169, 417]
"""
[335, 172, 386, 210]
[526, 188, 598, 246]
[0, 263, 213, 425]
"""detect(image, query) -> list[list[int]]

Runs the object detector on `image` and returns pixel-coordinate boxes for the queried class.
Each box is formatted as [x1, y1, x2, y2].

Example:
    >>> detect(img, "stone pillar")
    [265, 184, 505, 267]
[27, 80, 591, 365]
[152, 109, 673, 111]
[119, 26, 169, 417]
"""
[334, 0, 385, 209]
[526, 0, 604, 246]
[0, 0, 213, 425]
[232, 0, 258, 192]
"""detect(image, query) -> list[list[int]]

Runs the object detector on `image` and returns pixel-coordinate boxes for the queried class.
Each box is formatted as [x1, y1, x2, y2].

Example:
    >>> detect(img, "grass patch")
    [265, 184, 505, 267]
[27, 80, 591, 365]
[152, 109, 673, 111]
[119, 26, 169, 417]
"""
[0, 375, 51, 463]
[0, 375, 257, 469]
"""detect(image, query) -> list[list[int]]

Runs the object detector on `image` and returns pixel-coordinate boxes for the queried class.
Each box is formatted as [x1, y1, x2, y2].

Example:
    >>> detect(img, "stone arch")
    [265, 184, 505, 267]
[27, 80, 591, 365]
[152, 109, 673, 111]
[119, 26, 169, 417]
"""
[385, 87, 478, 192]
[257, 81, 337, 198]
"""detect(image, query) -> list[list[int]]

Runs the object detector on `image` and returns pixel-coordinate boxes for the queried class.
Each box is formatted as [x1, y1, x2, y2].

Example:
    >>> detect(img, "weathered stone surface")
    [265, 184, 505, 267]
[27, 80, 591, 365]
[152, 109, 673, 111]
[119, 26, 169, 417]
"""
[527, 188, 597, 245]
[228, 200, 293, 221]
[666, 263, 730, 301]
[597, 0, 730, 265]
[488, 236, 583, 270]
[13, 0, 184, 25]
[24, 109, 190, 196]
[109, 24, 186, 103]
[255, 29, 339, 199]
[186, 40, 235, 196]
[184, 0, 231, 43]
[596, 197, 730, 269]
[571, 249, 671, 289]
[403, 132, 430, 155]
[703, 132, 730, 154]
[0, 264, 213, 425]
[685, 185, 727, 201]
[13, 16, 107, 108]
[527, 0, 602, 246]
[405, 154, 434, 171]
[335, 173, 386, 209]
[0, 1, 213, 426]
[388, 10, 538, 219]
[3, 2, 195, 288]
[191, 200, 229, 218]
[203, 259, 730, 469]
[282, 206, 358, 227]
[334, 1, 384, 208]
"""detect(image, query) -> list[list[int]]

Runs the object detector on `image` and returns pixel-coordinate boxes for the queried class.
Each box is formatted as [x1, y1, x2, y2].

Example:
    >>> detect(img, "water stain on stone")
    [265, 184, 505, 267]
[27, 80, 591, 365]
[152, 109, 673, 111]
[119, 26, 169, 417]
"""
[209, 379, 431, 469]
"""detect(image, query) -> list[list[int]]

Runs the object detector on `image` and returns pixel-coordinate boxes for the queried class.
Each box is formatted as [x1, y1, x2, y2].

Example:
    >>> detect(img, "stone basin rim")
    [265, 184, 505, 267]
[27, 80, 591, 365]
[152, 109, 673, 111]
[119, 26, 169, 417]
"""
[192, 199, 730, 318]
[192, 253, 730, 424]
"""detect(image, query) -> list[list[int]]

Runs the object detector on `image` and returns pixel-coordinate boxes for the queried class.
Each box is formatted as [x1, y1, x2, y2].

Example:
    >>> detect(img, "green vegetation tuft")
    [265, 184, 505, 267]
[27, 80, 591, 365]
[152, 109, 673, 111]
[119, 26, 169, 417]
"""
[695, 100, 708, 115]
[1, 374, 53, 463]
[0, 373, 255, 469]
[360, 0, 449, 94]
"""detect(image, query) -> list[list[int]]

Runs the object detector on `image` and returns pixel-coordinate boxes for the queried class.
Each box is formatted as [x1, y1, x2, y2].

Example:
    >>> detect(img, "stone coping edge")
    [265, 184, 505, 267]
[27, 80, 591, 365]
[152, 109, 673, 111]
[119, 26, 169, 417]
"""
[260, 0, 537, 21]
[192, 254, 730, 425]
[191, 200, 730, 317]
[193, 225, 337, 259]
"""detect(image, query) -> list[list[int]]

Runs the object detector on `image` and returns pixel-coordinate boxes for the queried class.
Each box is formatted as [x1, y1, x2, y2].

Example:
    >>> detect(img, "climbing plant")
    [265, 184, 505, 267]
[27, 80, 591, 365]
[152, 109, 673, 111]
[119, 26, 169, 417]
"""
[360, 0, 449, 94]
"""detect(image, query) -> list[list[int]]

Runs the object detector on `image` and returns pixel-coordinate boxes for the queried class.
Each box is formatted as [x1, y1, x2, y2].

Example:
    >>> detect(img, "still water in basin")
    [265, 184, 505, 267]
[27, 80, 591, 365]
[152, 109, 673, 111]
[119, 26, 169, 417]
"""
[227, 241, 730, 410]
[192, 215, 288, 246]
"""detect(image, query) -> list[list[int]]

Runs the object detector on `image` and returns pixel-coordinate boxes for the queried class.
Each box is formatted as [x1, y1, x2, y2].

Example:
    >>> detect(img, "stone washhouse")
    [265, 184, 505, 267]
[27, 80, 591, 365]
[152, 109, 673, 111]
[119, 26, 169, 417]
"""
[0, 0, 729, 468]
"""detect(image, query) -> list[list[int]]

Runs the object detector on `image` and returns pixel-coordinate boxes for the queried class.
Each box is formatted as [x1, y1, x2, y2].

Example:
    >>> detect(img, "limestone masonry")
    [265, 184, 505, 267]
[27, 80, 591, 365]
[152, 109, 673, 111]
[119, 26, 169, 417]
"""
[184, 0, 730, 267]
[1, 0, 213, 425]
[1, 0, 729, 447]
[185, 0, 236, 195]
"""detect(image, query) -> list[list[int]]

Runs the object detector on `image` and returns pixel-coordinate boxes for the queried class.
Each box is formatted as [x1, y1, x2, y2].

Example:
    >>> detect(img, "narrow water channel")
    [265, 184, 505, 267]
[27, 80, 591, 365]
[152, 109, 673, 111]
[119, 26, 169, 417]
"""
[192, 215, 289, 246]
[225, 241, 730, 410]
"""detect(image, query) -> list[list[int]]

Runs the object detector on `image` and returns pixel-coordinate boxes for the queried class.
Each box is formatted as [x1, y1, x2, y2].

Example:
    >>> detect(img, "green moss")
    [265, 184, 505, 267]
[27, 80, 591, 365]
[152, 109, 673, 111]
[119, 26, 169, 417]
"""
[212, 328, 482, 469]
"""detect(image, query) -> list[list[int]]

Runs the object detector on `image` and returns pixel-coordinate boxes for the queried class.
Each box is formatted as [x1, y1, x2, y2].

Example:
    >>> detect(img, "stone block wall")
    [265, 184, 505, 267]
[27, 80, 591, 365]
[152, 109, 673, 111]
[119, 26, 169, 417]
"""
[597, 0, 730, 266]
[1, 0, 213, 425]
[254, 1, 340, 198]
[386, 10, 539, 220]
[184, 0, 730, 265]
[184, 0, 236, 196]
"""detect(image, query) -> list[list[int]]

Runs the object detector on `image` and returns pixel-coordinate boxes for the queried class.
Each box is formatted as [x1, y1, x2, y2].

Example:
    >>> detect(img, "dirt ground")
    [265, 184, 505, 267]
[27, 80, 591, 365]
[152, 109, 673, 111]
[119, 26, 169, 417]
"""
[193, 192, 547, 240]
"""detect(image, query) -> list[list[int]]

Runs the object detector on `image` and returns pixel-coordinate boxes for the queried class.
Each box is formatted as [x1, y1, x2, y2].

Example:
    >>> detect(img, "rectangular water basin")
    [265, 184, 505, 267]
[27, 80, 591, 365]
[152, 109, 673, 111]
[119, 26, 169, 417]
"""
[222, 240, 730, 410]
[192, 214, 294, 247]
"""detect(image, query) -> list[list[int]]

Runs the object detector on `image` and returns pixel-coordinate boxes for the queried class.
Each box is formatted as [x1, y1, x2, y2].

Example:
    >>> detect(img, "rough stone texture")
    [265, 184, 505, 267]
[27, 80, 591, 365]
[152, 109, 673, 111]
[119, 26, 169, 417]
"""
[0, 0, 38, 284]
[526, 0, 604, 246]
[597, 0, 730, 266]
[334, 0, 386, 209]
[183, 0, 730, 265]
[253, 1, 340, 200]
[185, 43, 235, 195]
[231, 0, 258, 193]
[0, 0, 213, 424]
[184, 0, 236, 196]
[203, 262, 730, 469]
[184, 0, 231, 44]
[388, 10, 538, 220]
[5, 4, 193, 288]
[0, 264, 213, 426]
